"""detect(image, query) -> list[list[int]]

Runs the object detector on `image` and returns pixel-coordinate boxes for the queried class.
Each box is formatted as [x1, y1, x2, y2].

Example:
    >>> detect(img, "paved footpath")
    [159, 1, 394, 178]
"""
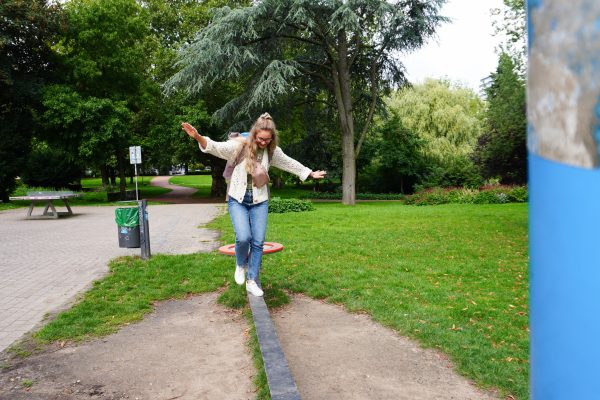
[0, 202, 224, 353]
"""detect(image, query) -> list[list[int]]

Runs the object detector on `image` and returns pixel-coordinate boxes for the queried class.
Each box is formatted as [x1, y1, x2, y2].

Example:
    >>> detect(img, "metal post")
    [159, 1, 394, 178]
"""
[134, 163, 139, 201]
[138, 199, 151, 259]
[528, 1, 600, 398]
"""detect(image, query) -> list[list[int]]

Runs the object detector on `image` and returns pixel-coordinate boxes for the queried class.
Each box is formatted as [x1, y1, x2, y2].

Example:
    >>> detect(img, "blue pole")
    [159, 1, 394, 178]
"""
[529, 1, 600, 398]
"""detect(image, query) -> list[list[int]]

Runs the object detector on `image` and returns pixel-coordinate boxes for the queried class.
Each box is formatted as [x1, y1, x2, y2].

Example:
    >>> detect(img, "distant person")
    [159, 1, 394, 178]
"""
[181, 113, 326, 296]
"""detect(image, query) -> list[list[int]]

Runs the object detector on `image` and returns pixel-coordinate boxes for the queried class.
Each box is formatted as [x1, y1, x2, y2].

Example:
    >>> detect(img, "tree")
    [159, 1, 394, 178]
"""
[136, 0, 245, 196]
[366, 113, 426, 193]
[165, 0, 447, 205]
[386, 79, 486, 188]
[42, 84, 134, 187]
[20, 141, 82, 189]
[43, 0, 151, 193]
[0, 0, 60, 201]
[474, 53, 526, 184]
[491, 0, 526, 77]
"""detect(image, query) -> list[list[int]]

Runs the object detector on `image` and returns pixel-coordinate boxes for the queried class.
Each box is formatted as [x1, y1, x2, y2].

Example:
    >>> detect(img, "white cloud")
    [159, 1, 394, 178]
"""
[402, 0, 507, 93]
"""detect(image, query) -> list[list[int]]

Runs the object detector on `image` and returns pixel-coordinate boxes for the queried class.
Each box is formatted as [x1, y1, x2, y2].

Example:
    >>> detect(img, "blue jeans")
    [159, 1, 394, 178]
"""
[228, 190, 268, 282]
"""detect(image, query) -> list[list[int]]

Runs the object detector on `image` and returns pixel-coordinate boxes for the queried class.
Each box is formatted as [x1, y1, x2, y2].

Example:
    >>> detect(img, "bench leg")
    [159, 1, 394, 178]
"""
[62, 199, 73, 215]
[26, 202, 35, 218]
[42, 201, 59, 218]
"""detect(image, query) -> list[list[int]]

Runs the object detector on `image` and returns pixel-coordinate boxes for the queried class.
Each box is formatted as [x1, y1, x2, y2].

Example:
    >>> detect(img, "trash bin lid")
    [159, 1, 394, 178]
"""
[115, 207, 140, 227]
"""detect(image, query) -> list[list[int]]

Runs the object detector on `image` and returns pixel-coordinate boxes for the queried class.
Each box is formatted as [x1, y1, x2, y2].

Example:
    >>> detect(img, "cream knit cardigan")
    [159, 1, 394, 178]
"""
[199, 137, 312, 204]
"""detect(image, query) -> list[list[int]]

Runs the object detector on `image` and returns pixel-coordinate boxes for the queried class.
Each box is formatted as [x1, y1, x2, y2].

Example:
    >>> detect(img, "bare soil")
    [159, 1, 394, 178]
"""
[0, 293, 255, 400]
[1, 292, 500, 400]
[272, 294, 500, 400]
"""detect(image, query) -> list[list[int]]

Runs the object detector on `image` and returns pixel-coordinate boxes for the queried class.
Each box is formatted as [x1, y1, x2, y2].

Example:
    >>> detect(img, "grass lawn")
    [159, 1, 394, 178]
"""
[33, 202, 529, 399]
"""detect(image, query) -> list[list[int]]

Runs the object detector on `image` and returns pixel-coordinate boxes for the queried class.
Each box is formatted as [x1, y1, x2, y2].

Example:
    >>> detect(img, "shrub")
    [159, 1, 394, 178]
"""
[404, 185, 528, 206]
[269, 197, 315, 213]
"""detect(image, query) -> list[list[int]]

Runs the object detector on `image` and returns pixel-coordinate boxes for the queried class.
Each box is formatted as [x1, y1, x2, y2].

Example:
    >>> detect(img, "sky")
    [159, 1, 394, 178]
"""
[402, 0, 507, 94]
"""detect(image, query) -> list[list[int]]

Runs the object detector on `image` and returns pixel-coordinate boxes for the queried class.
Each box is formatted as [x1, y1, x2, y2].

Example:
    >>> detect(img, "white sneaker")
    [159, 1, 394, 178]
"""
[246, 280, 264, 297]
[234, 266, 246, 285]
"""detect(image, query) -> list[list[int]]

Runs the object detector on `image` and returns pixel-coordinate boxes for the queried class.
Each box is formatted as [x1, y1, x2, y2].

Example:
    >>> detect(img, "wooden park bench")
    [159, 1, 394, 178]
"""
[9, 191, 80, 219]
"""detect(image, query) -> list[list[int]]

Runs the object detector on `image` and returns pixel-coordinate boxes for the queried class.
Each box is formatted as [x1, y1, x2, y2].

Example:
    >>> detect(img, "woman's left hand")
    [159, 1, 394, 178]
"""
[310, 170, 327, 180]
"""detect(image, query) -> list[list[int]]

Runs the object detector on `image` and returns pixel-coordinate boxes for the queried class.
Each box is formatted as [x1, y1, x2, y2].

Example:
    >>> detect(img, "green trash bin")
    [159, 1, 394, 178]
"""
[115, 207, 140, 248]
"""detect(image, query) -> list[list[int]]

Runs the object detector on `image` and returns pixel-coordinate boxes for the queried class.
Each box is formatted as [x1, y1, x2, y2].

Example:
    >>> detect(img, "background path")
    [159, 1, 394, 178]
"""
[150, 175, 224, 204]
[0, 203, 223, 352]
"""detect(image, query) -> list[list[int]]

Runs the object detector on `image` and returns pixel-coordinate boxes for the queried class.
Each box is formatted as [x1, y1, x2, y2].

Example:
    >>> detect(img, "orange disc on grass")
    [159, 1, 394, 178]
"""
[218, 241, 284, 256]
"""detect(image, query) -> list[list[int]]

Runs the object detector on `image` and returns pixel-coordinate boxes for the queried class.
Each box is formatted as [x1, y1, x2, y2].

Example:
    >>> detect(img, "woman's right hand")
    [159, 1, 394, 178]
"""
[182, 122, 208, 149]
[181, 122, 200, 140]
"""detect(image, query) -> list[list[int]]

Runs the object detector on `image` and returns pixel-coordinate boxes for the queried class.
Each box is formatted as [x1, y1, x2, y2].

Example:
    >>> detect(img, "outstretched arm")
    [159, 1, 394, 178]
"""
[270, 147, 327, 181]
[182, 122, 242, 161]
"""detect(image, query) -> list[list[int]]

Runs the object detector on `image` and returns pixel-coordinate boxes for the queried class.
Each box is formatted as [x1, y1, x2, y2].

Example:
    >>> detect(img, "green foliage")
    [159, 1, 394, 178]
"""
[491, 0, 526, 77]
[245, 310, 271, 400]
[167, 0, 447, 116]
[268, 197, 315, 213]
[0, 0, 61, 201]
[404, 185, 528, 206]
[359, 114, 426, 193]
[21, 379, 35, 388]
[20, 144, 82, 189]
[58, 0, 151, 99]
[281, 125, 338, 183]
[387, 79, 486, 159]
[42, 85, 134, 163]
[383, 79, 486, 190]
[419, 155, 484, 190]
[474, 54, 527, 185]
[41, 0, 152, 193]
[135, 0, 241, 195]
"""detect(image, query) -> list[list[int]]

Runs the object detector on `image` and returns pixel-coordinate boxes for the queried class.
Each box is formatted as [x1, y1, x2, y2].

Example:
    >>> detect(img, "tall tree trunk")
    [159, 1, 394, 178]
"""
[210, 159, 227, 197]
[333, 30, 356, 205]
[100, 164, 109, 190]
[272, 176, 283, 189]
[109, 168, 117, 186]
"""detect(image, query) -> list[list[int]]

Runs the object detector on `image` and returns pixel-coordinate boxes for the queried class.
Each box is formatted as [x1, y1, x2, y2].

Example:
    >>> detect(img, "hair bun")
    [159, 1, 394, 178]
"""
[259, 112, 272, 120]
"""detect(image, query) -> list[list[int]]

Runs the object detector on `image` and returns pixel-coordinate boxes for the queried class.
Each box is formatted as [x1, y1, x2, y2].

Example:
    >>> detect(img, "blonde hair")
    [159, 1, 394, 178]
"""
[245, 112, 279, 173]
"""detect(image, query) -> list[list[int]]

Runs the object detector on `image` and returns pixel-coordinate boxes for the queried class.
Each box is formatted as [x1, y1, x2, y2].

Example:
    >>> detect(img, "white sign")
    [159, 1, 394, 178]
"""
[129, 146, 142, 164]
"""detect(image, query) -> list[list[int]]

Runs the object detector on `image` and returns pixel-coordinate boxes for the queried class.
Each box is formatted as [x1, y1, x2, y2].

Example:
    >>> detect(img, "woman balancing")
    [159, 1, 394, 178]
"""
[182, 113, 326, 296]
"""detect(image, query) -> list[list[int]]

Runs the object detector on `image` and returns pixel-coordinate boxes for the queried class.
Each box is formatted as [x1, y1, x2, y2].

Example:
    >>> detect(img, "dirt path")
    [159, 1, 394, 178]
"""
[0, 293, 255, 400]
[150, 176, 224, 204]
[273, 295, 499, 400]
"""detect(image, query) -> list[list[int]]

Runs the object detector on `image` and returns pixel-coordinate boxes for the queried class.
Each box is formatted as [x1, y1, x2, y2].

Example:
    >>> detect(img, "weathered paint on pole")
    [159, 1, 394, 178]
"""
[528, 1, 600, 398]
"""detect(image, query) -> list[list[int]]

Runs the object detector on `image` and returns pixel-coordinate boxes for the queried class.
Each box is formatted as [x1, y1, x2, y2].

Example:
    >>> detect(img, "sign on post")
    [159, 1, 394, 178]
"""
[129, 146, 142, 164]
[129, 146, 142, 201]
